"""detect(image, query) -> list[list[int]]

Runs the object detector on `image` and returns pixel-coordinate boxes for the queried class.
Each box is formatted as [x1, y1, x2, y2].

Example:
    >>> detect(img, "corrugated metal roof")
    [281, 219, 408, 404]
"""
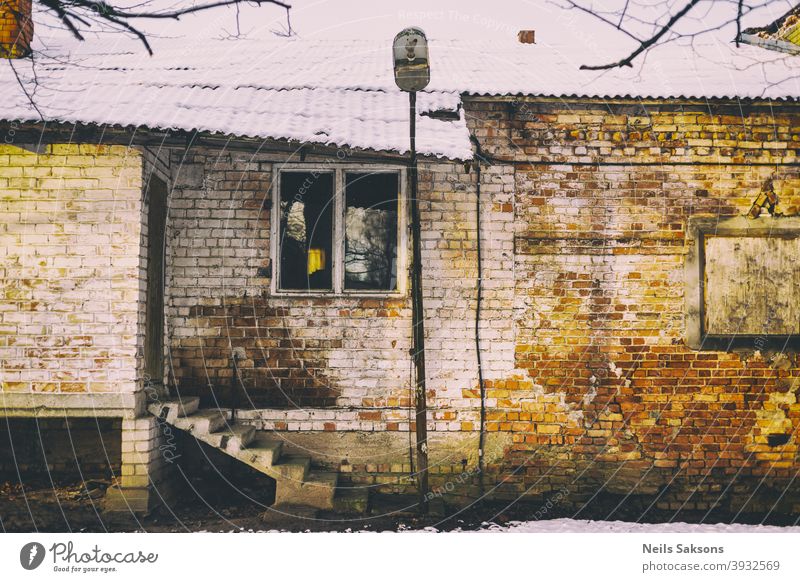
[0, 35, 798, 160]
[437, 39, 800, 100]
[0, 38, 472, 159]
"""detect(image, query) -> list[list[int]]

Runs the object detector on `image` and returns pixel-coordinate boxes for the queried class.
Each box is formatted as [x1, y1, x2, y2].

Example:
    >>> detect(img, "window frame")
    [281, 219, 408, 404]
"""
[271, 164, 408, 297]
[685, 215, 800, 349]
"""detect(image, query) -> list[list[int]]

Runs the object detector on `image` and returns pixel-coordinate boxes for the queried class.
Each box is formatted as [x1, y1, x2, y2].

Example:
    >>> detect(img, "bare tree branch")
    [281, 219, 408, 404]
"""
[9, 0, 293, 116]
[561, 0, 643, 42]
[736, 0, 744, 47]
[558, 0, 789, 70]
[97, 9, 155, 54]
[80, 0, 290, 20]
[38, 0, 87, 41]
[618, 0, 631, 27]
[579, 0, 703, 70]
[35, 0, 293, 55]
[9, 58, 43, 119]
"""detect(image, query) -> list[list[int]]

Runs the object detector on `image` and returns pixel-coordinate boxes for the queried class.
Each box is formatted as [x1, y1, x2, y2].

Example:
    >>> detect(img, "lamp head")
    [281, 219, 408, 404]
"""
[393, 27, 430, 92]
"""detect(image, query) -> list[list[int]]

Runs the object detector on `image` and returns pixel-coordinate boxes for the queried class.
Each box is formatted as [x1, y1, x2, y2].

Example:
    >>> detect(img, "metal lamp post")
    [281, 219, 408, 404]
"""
[393, 27, 431, 511]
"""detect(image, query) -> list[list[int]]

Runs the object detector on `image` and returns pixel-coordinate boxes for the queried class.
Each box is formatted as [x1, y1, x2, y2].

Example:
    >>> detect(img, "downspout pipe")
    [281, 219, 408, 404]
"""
[470, 134, 489, 497]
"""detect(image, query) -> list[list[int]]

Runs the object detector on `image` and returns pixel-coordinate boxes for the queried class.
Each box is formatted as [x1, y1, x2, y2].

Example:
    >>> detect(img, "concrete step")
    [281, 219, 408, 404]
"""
[275, 471, 337, 510]
[271, 455, 311, 482]
[173, 409, 227, 435]
[332, 487, 370, 515]
[204, 424, 256, 453]
[149, 403, 349, 512]
[308, 471, 338, 488]
[234, 437, 283, 469]
[148, 397, 200, 423]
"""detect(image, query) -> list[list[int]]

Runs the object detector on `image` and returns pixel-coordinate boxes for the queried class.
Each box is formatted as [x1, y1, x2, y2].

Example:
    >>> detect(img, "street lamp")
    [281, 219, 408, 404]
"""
[393, 27, 430, 512]
[393, 27, 430, 92]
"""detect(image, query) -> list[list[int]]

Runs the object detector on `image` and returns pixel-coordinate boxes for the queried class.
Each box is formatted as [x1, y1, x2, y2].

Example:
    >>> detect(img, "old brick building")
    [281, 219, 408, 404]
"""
[2, 22, 800, 517]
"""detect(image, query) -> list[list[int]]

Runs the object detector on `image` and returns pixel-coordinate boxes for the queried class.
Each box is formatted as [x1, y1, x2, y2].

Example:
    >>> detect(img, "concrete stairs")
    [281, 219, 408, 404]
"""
[149, 397, 368, 513]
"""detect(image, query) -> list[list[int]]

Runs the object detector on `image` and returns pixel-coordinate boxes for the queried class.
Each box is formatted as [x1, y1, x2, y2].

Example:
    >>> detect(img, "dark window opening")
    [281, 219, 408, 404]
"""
[279, 172, 334, 291]
[344, 173, 399, 291]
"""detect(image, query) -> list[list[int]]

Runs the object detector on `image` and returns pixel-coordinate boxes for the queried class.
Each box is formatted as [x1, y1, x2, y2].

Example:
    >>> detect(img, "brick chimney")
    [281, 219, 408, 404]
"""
[518, 30, 535, 44]
[0, 0, 33, 58]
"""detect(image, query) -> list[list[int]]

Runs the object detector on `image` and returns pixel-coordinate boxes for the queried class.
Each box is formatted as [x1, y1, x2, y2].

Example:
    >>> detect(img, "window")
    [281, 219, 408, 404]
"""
[685, 216, 800, 348]
[274, 167, 405, 294]
[278, 172, 335, 290]
[345, 173, 399, 291]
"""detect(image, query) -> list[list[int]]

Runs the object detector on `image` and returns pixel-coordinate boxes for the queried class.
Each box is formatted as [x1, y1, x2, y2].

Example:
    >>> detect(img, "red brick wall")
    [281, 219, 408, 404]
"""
[0, 0, 32, 58]
[466, 98, 800, 510]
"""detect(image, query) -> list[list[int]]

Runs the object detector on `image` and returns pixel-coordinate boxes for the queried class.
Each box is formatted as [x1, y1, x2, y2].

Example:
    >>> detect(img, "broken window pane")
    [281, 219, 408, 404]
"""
[279, 172, 334, 290]
[344, 173, 399, 291]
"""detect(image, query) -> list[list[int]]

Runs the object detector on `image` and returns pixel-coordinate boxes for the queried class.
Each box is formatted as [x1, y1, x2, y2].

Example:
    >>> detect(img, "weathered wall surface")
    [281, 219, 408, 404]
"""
[164, 149, 514, 479]
[166, 149, 417, 409]
[164, 100, 800, 513]
[0, 144, 144, 397]
[0, 142, 186, 513]
[468, 99, 800, 510]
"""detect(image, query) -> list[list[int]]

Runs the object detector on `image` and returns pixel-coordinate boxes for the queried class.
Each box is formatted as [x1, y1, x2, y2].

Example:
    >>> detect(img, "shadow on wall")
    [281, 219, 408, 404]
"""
[170, 301, 339, 409]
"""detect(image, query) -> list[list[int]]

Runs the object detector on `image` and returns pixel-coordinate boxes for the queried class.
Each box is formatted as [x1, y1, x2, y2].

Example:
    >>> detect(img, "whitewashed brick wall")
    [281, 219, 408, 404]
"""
[0, 143, 145, 397]
[163, 148, 512, 423]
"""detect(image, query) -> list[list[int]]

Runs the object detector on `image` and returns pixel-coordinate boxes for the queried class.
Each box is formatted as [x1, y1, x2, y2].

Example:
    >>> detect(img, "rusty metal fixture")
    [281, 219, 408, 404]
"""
[392, 27, 430, 93]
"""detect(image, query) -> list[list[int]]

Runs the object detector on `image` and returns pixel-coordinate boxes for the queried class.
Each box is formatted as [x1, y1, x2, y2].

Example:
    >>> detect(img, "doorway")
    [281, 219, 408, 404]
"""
[144, 176, 167, 388]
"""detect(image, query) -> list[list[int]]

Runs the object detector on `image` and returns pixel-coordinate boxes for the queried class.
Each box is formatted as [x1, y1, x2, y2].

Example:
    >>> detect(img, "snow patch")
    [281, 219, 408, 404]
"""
[475, 518, 800, 533]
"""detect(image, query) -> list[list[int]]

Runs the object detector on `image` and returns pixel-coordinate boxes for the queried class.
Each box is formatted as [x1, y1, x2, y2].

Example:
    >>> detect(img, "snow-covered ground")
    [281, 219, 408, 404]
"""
[248, 519, 800, 533]
[473, 518, 800, 533]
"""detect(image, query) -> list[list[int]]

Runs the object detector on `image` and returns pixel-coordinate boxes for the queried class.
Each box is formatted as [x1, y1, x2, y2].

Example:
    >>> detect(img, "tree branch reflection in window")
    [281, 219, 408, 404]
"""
[344, 173, 398, 291]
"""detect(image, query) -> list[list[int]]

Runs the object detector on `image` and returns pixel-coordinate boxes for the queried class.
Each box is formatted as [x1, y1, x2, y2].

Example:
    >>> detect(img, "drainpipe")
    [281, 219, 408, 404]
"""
[409, 90, 430, 512]
[0, 0, 33, 58]
[470, 137, 487, 497]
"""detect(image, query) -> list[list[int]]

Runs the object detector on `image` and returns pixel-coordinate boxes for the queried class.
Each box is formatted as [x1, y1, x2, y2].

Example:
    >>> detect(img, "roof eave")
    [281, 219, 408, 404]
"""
[0, 120, 472, 163]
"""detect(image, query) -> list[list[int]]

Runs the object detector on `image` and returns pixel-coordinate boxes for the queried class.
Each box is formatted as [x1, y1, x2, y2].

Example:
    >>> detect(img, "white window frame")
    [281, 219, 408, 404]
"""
[271, 164, 408, 297]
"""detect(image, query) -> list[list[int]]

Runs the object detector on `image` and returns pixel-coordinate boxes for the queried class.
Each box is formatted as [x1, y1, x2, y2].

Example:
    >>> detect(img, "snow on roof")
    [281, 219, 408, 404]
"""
[434, 37, 800, 100]
[0, 35, 798, 160]
[0, 37, 473, 160]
